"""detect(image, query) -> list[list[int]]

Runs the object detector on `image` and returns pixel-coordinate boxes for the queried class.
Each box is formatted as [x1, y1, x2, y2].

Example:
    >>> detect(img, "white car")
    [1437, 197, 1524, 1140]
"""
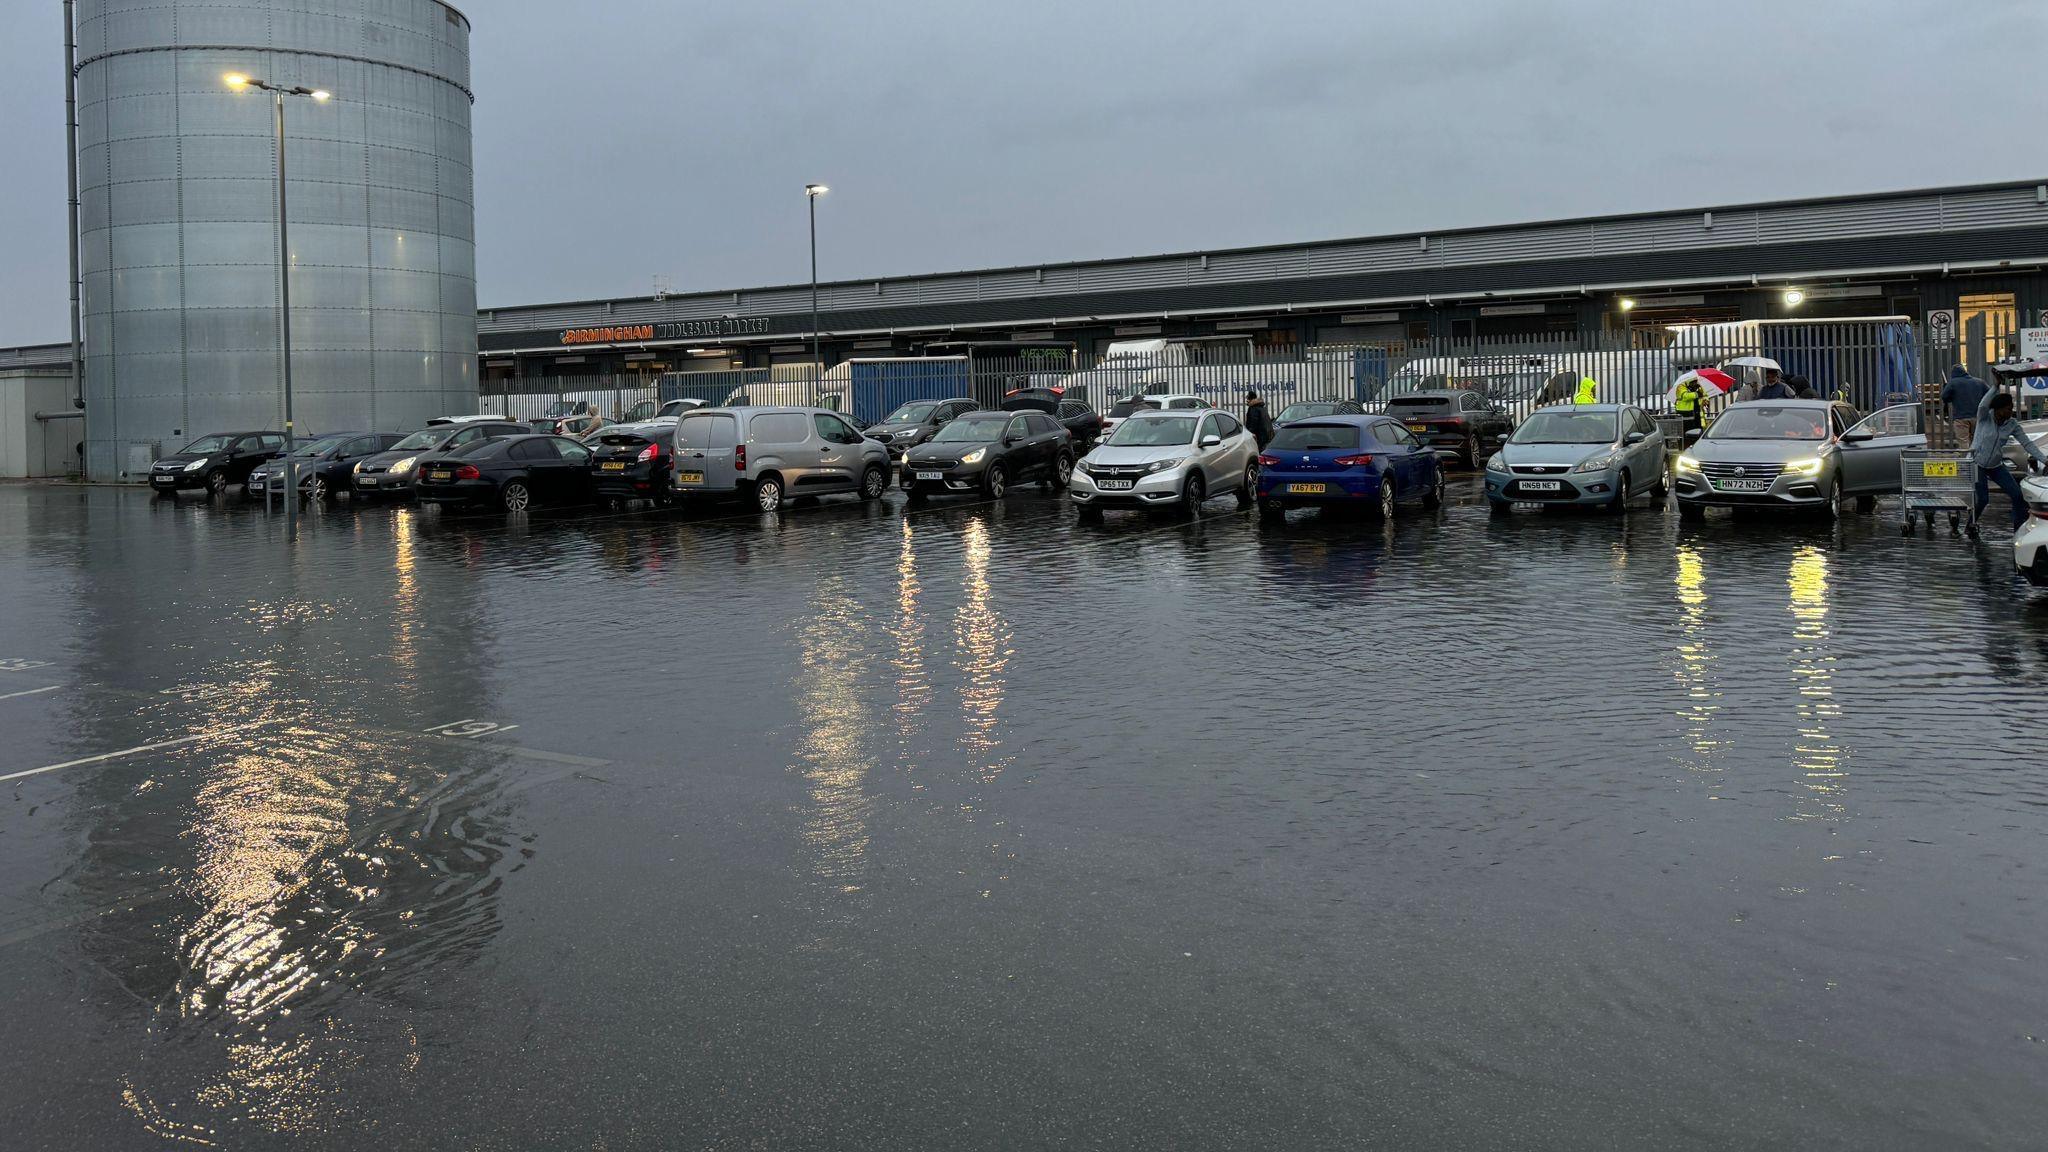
[1069, 409, 1258, 517]
[2016, 475, 2048, 586]
[1099, 393, 1214, 441]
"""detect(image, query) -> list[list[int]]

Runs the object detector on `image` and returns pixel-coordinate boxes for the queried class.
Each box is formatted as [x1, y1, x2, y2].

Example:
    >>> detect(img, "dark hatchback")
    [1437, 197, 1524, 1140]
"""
[1002, 391, 1103, 452]
[148, 431, 287, 496]
[414, 434, 597, 513]
[863, 397, 979, 460]
[900, 409, 1073, 499]
[587, 421, 676, 504]
[249, 431, 407, 502]
[351, 420, 531, 500]
[1384, 390, 1514, 467]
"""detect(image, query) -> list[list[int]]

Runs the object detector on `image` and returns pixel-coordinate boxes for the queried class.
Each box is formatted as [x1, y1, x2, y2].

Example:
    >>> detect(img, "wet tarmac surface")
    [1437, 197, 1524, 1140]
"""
[3, 478, 2047, 1150]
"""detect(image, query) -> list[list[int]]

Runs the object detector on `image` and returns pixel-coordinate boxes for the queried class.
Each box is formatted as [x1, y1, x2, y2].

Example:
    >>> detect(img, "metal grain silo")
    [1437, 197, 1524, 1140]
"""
[73, 0, 476, 479]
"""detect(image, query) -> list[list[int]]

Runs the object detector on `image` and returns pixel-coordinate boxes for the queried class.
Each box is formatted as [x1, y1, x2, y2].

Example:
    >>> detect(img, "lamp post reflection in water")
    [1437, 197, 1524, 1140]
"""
[1671, 544, 1724, 768]
[795, 575, 876, 900]
[953, 517, 1012, 774]
[888, 519, 931, 743]
[1786, 546, 1847, 821]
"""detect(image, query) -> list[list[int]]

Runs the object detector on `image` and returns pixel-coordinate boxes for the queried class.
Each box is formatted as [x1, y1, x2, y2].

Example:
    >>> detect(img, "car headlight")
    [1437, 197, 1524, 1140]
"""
[352, 461, 365, 474]
[1573, 453, 1618, 474]
[959, 447, 987, 465]
[182, 458, 208, 472]
[1486, 452, 1511, 473]
[390, 456, 417, 475]
[1144, 456, 1187, 474]
[1783, 456, 1825, 477]
[1674, 454, 1701, 474]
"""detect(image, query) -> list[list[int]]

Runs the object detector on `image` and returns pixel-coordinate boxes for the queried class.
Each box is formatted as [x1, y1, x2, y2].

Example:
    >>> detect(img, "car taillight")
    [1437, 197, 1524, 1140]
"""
[452, 464, 481, 481]
[734, 444, 746, 471]
[637, 442, 662, 462]
[1333, 454, 1376, 467]
[1257, 454, 1279, 467]
[2031, 505, 2048, 521]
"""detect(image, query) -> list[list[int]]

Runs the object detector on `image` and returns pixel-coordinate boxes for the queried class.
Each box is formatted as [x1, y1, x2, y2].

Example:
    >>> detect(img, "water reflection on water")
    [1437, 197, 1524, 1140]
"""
[794, 575, 877, 903]
[1786, 547, 1846, 822]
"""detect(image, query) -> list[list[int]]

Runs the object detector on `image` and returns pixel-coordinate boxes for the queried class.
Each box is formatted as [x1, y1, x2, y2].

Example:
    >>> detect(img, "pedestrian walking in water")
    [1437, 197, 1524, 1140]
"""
[1941, 364, 1989, 448]
[1971, 390, 2046, 531]
[1244, 390, 1275, 448]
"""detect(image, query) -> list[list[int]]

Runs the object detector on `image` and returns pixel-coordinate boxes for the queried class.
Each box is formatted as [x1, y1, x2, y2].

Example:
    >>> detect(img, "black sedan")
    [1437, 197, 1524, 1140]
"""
[147, 431, 287, 497]
[587, 422, 675, 505]
[900, 409, 1072, 500]
[248, 431, 408, 502]
[414, 434, 597, 512]
[1002, 391, 1104, 453]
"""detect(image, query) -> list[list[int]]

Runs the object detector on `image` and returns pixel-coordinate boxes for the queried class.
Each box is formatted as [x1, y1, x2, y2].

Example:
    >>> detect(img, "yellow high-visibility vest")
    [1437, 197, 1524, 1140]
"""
[1674, 383, 1701, 413]
[1574, 377, 1598, 405]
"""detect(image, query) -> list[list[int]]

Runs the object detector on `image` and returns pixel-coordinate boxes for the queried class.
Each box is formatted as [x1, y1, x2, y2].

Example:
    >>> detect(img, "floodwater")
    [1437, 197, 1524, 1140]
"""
[2, 480, 2046, 1150]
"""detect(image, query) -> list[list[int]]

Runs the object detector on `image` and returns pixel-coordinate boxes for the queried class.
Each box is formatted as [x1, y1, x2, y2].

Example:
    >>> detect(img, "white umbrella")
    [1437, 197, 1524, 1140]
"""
[1722, 355, 1782, 371]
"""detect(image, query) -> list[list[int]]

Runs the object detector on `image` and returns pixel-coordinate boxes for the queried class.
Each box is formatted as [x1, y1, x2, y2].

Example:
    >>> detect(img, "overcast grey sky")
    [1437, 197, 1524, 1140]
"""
[3, 0, 2043, 344]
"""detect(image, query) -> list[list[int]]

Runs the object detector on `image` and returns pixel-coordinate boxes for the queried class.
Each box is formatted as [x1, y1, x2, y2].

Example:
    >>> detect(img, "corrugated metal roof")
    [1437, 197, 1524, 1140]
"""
[480, 179, 2048, 334]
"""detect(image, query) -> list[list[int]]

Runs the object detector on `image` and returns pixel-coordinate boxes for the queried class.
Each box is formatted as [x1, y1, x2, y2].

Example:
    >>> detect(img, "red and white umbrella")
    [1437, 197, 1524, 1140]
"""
[1668, 367, 1738, 404]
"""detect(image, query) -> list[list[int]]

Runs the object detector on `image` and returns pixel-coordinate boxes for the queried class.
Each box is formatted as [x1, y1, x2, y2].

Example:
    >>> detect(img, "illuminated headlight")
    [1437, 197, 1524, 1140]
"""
[1144, 457, 1187, 474]
[1573, 453, 1618, 474]
[1674, 454, 1702, 474]
[390, 456, 418, 475]
[352, 461, 365, 474]
[959, 447, 987, 465]
[1783, 456, 1825, 477]
[182, 458, 207, 472]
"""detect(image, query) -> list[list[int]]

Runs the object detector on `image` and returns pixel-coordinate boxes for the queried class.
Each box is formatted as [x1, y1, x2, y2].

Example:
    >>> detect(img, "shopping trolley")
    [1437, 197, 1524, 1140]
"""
[1898, 448, 1976, 536]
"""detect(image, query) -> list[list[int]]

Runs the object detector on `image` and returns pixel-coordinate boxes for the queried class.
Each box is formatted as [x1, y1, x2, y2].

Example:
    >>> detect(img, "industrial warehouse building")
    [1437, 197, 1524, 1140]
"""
[14, 178, 2048, 476]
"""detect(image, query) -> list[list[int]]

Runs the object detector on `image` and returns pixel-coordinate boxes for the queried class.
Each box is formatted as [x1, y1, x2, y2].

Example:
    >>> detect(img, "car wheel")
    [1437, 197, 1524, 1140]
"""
[1609, 470, 1630, 515]
[984, 462, 1007, 499]
[1236, 462, 1258, 509]
[1179, 469, 1205, 514]
[500, 480, 532, 512]
[1463, 434, 1481, 469]
[860, 464, 887, 500]
[206, 469, 228, 497]
[1822, 475, 1845, 520]
[1423, 467, 1446, 510]
[754, 474, 784, 513]
[1052, 453, 1074, 491]
[307, 476, 328, 503]
[1652, 468, 1669, 499]
[1374, 475, 1397, 520]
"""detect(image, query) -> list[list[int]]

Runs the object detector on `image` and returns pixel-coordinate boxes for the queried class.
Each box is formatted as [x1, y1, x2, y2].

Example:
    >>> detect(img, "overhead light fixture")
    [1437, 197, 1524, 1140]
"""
[1619, 298, 1636, 311]
[1783, 289, 1806, 307]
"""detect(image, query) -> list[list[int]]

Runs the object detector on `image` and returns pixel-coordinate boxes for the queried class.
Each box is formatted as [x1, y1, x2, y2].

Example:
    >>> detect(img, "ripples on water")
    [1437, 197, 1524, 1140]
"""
[7, 484, 2048, 1148]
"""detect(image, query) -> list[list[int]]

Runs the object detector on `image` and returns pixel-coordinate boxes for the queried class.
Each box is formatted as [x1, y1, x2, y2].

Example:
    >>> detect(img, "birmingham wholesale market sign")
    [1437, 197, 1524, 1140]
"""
[558, 317, 773, 345]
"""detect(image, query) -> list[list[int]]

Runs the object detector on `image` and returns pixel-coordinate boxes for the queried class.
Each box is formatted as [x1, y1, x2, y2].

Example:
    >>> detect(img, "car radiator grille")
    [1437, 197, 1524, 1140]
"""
[1698, 461, 1785, 480]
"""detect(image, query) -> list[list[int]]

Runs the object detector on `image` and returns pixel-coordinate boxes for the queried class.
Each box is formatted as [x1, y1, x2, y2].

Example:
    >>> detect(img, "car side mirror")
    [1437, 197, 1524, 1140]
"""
[1003, 435, 1020, 446]
[1624, 431, 1646, 445]
[1841, 431, 1874, 444]
[1200, 434, 1222, 448]
[1494, 433, 1509, 444]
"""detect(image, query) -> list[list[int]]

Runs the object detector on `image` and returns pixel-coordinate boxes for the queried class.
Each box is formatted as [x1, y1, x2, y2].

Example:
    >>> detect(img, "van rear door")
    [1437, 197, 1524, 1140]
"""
[675, 413, 739, 492]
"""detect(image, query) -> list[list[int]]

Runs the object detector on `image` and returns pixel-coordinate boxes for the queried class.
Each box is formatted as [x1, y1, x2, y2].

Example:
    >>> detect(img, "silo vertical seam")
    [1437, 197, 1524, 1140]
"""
[172, 0, 189, 438]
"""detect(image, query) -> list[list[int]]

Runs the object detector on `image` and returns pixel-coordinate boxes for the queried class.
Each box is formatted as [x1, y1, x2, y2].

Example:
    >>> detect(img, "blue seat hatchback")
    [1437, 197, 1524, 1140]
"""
[1255, 416, 1445, 520]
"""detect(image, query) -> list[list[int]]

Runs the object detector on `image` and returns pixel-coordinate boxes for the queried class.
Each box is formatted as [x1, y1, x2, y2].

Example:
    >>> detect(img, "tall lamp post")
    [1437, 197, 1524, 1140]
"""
[227, 73, 328, 531]
[805, 184, 828, 385]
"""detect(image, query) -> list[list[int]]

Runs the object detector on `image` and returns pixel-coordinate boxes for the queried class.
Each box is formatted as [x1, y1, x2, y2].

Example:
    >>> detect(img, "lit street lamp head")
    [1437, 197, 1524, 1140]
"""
[805, 184, 828, 197]
[224, 74, 332, 101]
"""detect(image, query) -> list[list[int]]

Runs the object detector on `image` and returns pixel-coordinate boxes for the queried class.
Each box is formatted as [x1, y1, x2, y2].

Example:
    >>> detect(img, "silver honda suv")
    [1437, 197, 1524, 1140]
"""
[671, 407, 891, 512]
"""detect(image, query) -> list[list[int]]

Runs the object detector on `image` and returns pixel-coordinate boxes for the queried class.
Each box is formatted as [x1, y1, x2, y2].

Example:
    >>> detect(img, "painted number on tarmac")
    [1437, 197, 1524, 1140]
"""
[425, 719, 519, 740]
[0, 659, 54, 673]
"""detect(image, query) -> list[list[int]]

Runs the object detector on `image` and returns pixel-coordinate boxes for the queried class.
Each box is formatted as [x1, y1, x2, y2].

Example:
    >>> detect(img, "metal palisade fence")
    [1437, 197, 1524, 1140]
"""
[478, 317, 2047, 428]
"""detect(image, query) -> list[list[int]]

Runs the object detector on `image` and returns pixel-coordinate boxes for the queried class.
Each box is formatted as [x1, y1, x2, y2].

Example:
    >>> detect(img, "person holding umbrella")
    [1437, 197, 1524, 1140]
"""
[1668, 368, 1735, 439]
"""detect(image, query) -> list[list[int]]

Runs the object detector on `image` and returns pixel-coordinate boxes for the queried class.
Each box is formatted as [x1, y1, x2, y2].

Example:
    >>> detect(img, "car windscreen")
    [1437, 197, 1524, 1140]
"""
[930, 415, 1011, 443]
[446, 439, 501, 457]
[1705, 406, 1829, 441]
[1511, 411, 1618, 445]
[1107, 399, 1141, 418]
[1387, 396, 1454, 412]
[179, 434, 231, 453]
[389, 429, 443, 451]
[883, 402, 938, 424]
[290, 435, 350, 456]
[1268, 424, 1361, 451]
[1276, 403, 1336, 422]
[1108, 416, 1197, 447]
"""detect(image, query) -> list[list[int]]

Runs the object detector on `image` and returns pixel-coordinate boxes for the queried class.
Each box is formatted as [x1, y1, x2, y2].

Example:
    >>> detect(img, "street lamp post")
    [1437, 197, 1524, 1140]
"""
[227, 74, 328, 531]
[805, 184, 828, 386]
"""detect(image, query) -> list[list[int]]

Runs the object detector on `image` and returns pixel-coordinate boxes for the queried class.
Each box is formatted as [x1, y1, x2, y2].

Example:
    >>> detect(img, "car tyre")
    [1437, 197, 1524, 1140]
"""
[860, 464, 887, 501]
[1049, 452, 1074, 492]
[1652, 469, 1669, 500]
[306, 476, 329, 503]
[754, 474, 784, 513]
[1609, 470, 1630, 515]
[1236, 462, 1258, 509]
[983, 462, 1007, 499]
[1462, 434, 1481, 470]
[1373, 476, 1397, 520]
[501, 480, 532, 512]
[1423, 467, 1446, 510]
[205, 469, 228, 497]
[1822, 475, 1846, 520]
[1179, 470, 1205, 515]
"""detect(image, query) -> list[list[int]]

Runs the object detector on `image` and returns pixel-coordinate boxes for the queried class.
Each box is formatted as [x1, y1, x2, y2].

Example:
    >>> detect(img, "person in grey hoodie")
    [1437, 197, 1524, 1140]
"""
[1971, 389, 2046, 530]
[1940, 364, 1989, 447]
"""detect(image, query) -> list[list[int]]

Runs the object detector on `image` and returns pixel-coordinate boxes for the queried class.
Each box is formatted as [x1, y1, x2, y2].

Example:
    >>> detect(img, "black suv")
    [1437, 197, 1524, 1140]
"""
[148, 431, 287, 497]
[1002, 390, 1104, 452]
[901, 409, 1073, 500]
[864, 397, 979, 460]
[1384, 390, 1514, 468]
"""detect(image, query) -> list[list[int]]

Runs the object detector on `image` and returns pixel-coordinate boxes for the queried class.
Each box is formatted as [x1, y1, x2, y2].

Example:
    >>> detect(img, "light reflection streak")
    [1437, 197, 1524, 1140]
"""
[1671, 545, 1723, 766]
[888, 518, 931, 742]
[952, 518, 1012, 779]
[1786, 547, 1846, 820]
[388, 512, 419, 681]
[795, 575, 875, 897]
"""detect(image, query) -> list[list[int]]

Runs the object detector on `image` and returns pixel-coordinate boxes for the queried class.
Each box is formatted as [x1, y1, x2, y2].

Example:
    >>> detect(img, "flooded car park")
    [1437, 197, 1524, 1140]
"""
[3, 480, 2047, 1150]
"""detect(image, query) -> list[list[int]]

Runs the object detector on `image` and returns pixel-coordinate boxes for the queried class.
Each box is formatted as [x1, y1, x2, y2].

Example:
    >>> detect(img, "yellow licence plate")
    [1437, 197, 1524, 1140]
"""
[1288, 482, 1326, 494]
[1921, 461, 1958, 478]
[427, 470, 451, 481]
[1407, 423, 1429, 433]
[677, 471, 704, 484]
[601, 461, 626, 471]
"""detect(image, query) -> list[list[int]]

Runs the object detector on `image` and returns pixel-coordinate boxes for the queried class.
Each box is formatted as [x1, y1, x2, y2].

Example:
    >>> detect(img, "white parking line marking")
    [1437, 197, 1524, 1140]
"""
[1, 732, 216, 783]
[0, 659, 54, 673]
[0, 685, 60, 702]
